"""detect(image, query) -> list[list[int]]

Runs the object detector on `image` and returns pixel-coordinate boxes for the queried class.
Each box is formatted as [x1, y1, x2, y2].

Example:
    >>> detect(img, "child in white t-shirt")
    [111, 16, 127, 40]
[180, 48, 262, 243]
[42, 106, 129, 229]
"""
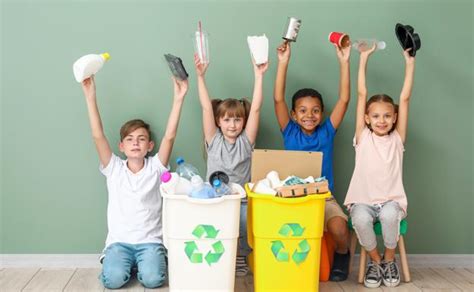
[80, 76, 188, 289]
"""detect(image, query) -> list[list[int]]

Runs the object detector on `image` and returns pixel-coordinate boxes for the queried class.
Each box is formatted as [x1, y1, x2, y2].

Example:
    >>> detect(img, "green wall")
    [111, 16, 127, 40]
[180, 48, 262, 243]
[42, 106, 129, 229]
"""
[1, 0, 472, 254]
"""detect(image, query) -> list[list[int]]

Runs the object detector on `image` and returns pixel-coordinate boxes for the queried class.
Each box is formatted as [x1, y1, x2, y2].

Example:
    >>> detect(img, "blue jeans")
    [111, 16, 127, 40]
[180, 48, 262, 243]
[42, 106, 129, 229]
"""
[238, 201, 251, 257]
[100, 242, 167, 289]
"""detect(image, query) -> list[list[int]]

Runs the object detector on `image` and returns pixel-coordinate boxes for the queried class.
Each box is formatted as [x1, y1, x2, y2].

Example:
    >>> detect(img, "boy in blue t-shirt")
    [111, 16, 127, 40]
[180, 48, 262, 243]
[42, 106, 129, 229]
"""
[274, 41, 352, 281]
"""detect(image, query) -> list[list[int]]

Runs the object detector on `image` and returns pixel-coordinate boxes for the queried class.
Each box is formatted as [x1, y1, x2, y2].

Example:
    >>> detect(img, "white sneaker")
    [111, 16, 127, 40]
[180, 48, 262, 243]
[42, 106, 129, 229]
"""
[382, 260, 401, 287]
[364, 261, 383, 288]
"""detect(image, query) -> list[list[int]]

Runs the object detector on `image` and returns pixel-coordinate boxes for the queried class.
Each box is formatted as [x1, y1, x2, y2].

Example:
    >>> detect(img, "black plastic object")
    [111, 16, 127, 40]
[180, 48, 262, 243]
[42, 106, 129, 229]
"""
[395, 23, 421, 56]
[209, 171, 230, 185]
[164, 54, 189, 80]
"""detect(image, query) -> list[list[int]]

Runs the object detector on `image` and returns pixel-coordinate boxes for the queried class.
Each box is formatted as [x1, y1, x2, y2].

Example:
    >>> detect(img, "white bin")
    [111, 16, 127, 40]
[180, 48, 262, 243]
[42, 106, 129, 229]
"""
[161, 184, 245, 292]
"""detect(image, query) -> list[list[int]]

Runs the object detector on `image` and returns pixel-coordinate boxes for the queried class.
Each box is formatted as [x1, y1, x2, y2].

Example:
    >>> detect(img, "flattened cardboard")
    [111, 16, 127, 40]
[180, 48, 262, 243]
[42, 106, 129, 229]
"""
[251, 149, 323, 182]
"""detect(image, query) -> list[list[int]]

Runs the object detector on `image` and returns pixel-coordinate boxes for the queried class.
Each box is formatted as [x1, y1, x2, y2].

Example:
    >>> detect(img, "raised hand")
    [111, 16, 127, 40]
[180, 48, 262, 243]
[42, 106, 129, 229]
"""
[335, 43, 351, 63]
[253, 60, 269, 77]
[360, 43, 377, 59]
[81, 76, 96, 100]
[403, 48, 415, 66]
[277, 41, 291, 63]
[194, 53, 209, 77]
[172, 77, 188, 101]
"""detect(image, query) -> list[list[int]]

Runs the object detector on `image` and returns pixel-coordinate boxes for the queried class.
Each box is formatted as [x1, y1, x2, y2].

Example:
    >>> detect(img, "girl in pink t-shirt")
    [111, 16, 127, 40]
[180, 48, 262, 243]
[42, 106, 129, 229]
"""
[344, 45, 415, 288]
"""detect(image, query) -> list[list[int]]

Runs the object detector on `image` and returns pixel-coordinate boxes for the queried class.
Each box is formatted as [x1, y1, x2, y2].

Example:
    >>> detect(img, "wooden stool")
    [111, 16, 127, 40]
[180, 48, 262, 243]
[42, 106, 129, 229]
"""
[348, 218, 410, 283]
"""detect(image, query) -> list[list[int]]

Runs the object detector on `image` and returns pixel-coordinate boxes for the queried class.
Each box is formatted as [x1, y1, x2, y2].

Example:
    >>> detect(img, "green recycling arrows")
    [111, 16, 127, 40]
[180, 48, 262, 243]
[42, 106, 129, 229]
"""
[192, 224, 219, 239]
[271, 240, 289, 261]
[184, 241, 202, 263]
[292, 239, 310, 264]
[279, 223, 305, 237]
[184, 224, 225, 265]
[270, 223, 311, 265]
[205, 241, 225, 265]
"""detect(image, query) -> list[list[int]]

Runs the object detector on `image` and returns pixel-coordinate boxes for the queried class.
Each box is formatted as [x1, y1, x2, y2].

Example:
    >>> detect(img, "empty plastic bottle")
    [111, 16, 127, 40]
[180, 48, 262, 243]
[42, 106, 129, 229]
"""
[212, 179, 232, 196]
[189, 175, 217, 199]
[161, 171, 192, 195]
[352, 39, 386, 52]
[73, 53, 110, 83]
[176, 157, 200, 180]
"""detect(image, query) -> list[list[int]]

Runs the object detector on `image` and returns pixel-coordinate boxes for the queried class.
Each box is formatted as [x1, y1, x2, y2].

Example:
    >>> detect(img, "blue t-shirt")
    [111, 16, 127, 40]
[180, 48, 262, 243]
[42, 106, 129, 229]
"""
[282, 119, 336, 192]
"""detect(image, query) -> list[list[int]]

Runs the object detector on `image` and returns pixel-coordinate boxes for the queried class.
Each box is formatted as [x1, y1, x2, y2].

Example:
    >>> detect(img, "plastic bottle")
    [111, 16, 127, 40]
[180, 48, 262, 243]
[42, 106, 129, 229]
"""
[176, 157, 200, 180]
[190, 175, 217, 199]
[160, 171, 192, 195]
[73, 53, 110, 83]
[352, 39, 386, 52]
[212, 179, 232, 197]
[208, 171, 230, 185]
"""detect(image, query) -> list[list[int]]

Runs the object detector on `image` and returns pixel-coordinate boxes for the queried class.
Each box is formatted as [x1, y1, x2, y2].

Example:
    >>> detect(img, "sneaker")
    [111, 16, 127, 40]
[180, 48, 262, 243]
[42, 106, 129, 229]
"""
[329, 251, 350, 281]
[235, 255, 249, 277]
[364, 261, 383, 288]
[382, 260, 401, 287]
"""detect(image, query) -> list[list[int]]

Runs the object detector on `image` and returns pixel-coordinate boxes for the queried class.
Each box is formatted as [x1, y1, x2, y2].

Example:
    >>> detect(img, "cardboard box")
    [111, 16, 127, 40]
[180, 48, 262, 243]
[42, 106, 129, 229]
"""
[251, 149, 323, 181]
[250, 149, 327, 197]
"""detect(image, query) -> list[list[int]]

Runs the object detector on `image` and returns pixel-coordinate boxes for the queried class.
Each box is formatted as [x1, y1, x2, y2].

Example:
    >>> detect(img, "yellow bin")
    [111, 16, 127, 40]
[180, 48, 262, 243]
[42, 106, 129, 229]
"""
[246, 184, 331, 292]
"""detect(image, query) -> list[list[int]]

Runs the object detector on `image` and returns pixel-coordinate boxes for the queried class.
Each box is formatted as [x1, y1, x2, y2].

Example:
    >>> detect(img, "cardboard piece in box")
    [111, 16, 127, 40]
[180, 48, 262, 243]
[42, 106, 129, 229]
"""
[275, 181, 329, 197]
[251, 149, 323, 181]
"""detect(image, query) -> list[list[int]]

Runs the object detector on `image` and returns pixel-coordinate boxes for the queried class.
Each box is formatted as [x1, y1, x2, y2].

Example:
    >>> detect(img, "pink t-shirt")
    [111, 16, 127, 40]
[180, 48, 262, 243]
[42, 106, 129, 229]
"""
[344, 127, 407, 213]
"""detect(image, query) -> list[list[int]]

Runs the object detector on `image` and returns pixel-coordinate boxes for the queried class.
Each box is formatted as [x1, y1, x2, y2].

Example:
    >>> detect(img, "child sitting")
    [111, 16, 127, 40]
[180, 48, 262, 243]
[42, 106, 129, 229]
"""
[344, 45, 415, 288]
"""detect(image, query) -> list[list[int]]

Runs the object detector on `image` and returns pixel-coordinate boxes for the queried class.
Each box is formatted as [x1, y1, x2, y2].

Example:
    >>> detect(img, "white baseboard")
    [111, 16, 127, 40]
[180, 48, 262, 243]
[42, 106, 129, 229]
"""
[0, 254, 102, 268]
[1, 254, 473, 269]
[405, 254, 474, 268]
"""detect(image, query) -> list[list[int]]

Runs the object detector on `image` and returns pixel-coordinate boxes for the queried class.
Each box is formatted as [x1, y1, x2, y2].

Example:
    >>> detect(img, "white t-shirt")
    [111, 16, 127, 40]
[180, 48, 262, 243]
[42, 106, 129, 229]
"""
[100, 153, 168, 247]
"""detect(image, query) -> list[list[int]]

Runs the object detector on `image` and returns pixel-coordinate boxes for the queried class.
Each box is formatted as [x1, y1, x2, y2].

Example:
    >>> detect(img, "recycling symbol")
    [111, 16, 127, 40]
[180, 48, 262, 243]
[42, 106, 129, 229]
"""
[271, 223, 310, 265]
[184, 224, 225, 265]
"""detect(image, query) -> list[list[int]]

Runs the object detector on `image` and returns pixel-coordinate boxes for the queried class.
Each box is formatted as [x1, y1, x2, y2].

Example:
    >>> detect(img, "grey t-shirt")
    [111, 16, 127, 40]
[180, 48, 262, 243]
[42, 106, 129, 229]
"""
[206, 129, 254, 187]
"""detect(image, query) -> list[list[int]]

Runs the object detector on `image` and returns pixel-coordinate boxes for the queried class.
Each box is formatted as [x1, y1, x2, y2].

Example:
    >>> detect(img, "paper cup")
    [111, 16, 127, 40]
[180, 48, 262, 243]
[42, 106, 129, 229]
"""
[247, 34, 269, 65]
[328, 32, 350, 47]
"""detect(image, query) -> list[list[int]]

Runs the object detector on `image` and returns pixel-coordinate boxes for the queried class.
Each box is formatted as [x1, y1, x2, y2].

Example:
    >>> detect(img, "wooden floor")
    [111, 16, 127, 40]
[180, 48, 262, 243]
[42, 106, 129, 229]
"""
[1, 267, 473, 291]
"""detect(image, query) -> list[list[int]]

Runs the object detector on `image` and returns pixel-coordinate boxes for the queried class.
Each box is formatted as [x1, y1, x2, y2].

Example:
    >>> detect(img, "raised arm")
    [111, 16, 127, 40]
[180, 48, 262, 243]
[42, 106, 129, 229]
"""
[157, 77, 188, 166]
[273, 41, 291, 130]
[355, 44, 377, 143]
[245, 60, 269, 145]
[81, 76, 112, 167]
[330, 44, 351, 129]
[194, 55, 217, 144]
[396, 49, 415, 143]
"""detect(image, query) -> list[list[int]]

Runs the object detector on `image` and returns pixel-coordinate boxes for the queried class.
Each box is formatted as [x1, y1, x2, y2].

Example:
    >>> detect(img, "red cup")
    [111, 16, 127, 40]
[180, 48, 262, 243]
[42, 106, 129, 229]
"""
[328, 32, 350, 47]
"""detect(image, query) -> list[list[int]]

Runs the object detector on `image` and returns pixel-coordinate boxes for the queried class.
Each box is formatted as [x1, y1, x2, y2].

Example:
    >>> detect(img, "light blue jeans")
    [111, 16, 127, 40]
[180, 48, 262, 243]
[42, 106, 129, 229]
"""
[350, 201, 406, 251]
[238, 201, 251, 257]
[100, 242, 167, 289]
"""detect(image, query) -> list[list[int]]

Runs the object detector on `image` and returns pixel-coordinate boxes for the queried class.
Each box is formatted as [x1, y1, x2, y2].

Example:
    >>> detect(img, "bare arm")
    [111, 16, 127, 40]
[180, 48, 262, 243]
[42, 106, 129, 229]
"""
[330, 44, 351, 129]
[396, 49, 416, 143]
[157, 77, 188, 166]
[194, 55, 217, 144]
[273, 41, 291, 131]
[245, 60, 269, 145]
[355, 45, 377, 143]
[81, 76, 112, 167]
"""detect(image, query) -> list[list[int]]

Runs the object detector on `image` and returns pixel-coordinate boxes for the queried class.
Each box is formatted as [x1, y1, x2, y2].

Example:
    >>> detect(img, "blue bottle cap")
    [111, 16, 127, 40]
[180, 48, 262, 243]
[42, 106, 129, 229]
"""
[176, 157, 184, 165]
[212, 179, 221, 187]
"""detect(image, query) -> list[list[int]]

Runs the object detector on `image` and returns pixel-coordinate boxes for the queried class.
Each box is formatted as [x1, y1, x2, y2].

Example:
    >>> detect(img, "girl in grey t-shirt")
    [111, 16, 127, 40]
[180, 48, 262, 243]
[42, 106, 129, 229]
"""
[193, 54, 269, 276]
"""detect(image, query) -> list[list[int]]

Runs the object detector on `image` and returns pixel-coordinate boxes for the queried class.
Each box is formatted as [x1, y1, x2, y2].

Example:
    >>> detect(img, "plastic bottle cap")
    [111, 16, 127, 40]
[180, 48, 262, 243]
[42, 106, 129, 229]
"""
[161, 171, 172, 183]
[176, 157, 184, 165]
[212, 179, 221, 187]
[101, 52, 110, 61]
